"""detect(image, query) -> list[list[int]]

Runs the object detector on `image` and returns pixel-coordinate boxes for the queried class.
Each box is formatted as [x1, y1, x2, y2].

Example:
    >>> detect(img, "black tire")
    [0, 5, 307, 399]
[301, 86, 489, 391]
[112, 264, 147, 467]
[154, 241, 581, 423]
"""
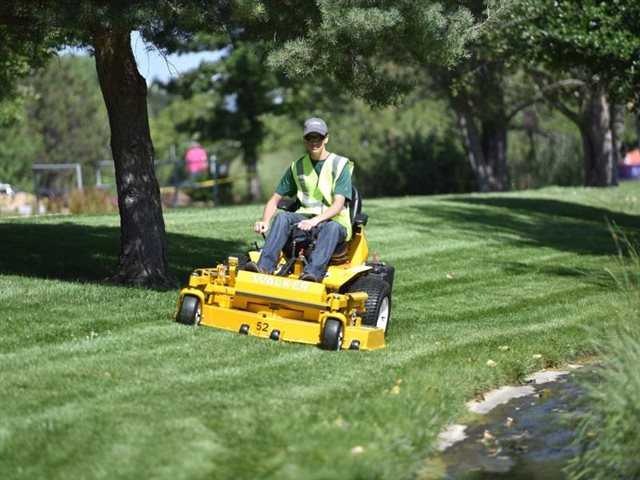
[177, 295, 202, 325]
[321, 318, 344, 350]
[347, 275, 392, 335]
[367, 263, 395, 290]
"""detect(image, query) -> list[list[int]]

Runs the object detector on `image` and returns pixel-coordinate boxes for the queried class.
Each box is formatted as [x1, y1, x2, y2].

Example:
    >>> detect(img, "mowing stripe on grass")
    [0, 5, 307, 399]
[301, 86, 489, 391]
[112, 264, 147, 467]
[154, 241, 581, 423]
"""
[1, 184, 638, 480]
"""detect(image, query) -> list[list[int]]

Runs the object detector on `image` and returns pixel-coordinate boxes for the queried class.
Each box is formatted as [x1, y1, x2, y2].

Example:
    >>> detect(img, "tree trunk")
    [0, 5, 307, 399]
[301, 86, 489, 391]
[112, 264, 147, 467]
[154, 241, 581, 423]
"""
[450, 91, 510, 192]
[610, 101, 624, 185]
[636, 110, 640, 149]
[610, 102, 624, 164]
[92, 29, 177, 288]
[481, 117, 509, 190]
[454, 99, 491, 191]
[580, 88, 617, 187]
[244, 140, 262, 202]
[247, 163, 261, 202]
[238, 75, 262, 202]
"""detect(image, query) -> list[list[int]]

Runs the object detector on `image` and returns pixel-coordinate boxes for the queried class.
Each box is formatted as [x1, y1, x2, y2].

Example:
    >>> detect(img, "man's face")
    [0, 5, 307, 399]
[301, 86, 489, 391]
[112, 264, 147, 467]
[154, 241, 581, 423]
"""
[304, 133, 328, 154]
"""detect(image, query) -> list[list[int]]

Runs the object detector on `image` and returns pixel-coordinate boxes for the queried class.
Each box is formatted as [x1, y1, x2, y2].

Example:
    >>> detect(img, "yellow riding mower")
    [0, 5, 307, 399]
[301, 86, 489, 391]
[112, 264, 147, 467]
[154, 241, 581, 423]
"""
[175, 187, 394, 350]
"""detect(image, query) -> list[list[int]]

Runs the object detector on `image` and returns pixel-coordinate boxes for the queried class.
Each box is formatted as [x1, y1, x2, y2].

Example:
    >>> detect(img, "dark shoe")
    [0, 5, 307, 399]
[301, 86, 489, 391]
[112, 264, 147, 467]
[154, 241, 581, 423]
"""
[299, 272, 319, 282]
[245, 261, 269, 274]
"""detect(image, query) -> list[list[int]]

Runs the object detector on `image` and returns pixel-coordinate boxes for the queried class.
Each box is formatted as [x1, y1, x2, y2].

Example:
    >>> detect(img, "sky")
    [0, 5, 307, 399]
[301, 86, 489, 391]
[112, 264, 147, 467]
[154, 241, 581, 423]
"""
[130, 32, 224, 84]
[61, 31, 223, 84]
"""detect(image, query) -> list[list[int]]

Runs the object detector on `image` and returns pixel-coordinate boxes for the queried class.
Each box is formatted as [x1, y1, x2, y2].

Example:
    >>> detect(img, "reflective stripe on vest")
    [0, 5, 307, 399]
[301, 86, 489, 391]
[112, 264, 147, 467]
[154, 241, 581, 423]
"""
[291, 153, 354, 241]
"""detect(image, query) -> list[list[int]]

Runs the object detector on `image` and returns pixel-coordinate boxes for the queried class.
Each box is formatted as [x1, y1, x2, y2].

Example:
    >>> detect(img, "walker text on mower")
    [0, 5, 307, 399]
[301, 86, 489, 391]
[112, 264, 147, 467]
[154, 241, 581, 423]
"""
[175, 187, 394, 350]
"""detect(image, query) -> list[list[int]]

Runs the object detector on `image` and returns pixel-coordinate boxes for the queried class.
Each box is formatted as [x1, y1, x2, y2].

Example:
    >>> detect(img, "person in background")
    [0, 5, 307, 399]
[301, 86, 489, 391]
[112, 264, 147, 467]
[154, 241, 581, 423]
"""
[245, 117, 353, 282]
[184, 142, 208, 181]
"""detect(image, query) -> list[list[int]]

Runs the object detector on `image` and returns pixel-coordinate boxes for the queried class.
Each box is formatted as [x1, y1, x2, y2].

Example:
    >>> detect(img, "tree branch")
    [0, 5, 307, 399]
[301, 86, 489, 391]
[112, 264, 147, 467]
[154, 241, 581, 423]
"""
[471, 0, 518, 32]
[506, 78, 585, 122]
[528, 71, 582, 125]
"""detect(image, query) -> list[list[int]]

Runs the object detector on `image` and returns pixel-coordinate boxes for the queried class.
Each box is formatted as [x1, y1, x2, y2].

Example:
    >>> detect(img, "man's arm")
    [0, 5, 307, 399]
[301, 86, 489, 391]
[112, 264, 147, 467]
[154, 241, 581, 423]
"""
[254, 192, 283, 233]
[296, 194, 346, 231]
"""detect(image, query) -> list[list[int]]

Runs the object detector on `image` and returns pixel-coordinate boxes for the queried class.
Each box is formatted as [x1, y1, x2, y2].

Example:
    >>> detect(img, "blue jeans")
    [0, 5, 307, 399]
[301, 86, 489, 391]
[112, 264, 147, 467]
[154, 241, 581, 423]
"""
[257, 212, 347, 278]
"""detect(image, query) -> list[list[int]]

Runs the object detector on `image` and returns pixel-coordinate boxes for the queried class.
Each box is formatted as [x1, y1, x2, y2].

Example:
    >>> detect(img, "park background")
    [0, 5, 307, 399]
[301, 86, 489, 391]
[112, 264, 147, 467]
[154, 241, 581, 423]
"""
[1, 1, 639, 479]
[1, 3, 639, 212]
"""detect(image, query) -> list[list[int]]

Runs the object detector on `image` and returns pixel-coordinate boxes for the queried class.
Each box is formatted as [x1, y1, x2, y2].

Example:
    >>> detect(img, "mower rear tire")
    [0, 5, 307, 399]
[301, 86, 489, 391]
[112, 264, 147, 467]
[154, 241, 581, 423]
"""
[321, 318, 344, 350]
[177, 295, 202, 326]
[348, 275, 392, 335]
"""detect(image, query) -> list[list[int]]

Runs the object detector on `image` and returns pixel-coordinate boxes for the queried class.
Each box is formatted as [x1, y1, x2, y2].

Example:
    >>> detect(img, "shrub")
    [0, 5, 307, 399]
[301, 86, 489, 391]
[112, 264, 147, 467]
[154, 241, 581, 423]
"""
[68, 188, 117, 214]
[566, 226, 640, 480]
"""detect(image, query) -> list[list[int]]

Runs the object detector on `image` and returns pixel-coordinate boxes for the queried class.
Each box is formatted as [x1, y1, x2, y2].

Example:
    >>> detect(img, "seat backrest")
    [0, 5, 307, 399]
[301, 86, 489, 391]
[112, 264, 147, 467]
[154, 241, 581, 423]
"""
[347, 185, 362, 228]
[349, 185, 368, 230]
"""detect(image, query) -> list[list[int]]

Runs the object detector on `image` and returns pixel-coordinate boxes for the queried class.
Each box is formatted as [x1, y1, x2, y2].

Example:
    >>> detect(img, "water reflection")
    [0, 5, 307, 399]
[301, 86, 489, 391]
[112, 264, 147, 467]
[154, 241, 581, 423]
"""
[436, 367, 596, 479]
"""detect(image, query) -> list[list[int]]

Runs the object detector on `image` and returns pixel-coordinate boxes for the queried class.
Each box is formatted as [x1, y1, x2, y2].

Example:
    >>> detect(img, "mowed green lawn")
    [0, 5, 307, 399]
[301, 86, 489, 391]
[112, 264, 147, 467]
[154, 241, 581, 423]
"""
[1, 183, 639, 480]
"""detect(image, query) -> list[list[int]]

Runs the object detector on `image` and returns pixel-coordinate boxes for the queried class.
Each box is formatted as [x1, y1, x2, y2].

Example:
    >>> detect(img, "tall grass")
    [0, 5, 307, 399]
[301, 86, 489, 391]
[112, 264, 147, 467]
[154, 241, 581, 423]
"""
[1, 183, 639, 480]
[566, 224, 640, 480]
[607, 220, 640, 289]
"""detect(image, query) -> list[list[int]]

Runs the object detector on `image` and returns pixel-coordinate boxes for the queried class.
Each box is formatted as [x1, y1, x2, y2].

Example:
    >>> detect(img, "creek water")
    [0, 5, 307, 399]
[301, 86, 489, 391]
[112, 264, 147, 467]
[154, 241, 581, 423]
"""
[432, 366, 596, 479]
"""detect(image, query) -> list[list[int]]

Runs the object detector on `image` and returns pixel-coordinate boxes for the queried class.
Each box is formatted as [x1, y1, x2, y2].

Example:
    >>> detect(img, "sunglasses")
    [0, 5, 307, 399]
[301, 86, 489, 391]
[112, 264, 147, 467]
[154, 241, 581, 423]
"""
[304, 134, 326, 143]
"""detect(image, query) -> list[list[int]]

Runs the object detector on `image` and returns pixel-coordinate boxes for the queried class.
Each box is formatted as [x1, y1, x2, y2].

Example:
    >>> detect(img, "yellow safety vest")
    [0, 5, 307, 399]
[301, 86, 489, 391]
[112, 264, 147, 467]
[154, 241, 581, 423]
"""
[291, 153, 354, 241]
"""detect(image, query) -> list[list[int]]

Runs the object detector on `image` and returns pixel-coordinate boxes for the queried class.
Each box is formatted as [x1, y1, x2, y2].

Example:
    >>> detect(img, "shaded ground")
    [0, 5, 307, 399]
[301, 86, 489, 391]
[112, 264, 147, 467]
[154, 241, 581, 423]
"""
[0, 221, 243, 284]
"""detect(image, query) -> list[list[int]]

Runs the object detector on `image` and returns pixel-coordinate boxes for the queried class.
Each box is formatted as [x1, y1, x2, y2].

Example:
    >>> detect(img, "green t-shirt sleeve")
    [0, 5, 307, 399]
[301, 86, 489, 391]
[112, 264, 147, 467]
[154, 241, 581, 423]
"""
[275, 167, 297, 197]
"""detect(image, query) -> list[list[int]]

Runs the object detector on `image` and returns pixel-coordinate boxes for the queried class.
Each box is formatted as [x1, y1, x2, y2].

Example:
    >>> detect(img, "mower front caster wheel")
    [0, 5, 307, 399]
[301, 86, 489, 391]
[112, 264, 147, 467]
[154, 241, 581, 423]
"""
[177, 295, 202, 325]
[321, 318, 344, 350]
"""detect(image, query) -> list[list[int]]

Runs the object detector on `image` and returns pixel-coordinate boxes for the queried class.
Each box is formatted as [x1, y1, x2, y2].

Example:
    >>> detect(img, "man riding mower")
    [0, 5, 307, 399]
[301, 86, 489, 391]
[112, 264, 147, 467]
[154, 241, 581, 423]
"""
[175, 118, 394, 350]
[175, 186, 394, 350]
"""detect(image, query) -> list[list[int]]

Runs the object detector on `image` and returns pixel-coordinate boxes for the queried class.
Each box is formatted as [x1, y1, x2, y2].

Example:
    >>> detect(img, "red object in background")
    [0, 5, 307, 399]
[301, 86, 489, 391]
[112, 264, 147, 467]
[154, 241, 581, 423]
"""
[619, 148, 640, 180]
[185, 146, 208, 174]
[623, 149, 640, 165]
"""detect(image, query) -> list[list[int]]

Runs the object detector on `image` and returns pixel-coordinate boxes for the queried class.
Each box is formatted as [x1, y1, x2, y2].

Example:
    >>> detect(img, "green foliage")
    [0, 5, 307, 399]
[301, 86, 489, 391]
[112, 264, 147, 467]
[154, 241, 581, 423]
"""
[156, 31, 359, 200]
[0, 55, 113, 191]
[1, 184, 638, 479]
[170, 40, 280, 145]
[264, 1, 477, 105]
[26, 55, 111, 170]
[0, 25, 52, 103]
[255, 94, 473, 199]
[512, 0, 640, 105]
[411, 1, 536, 192]
[568, 332, 640, 480]
[158, 35, 285, 202]
[0, 55, 112, 192]
[508, 106, 584, 188]
[566, 228, 639, 480]
[0, 92, 43, 191]
[607, 222, 640, 290]
[149, 87, 209, 160]
[1, 1, 251, 46]
[0, 22, 53, 190]
[329, 96, 473, 196]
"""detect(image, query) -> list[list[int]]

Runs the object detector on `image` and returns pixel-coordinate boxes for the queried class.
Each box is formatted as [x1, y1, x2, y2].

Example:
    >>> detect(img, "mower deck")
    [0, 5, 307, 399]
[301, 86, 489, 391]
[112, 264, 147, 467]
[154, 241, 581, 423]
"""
[178, 267, 385, 350]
